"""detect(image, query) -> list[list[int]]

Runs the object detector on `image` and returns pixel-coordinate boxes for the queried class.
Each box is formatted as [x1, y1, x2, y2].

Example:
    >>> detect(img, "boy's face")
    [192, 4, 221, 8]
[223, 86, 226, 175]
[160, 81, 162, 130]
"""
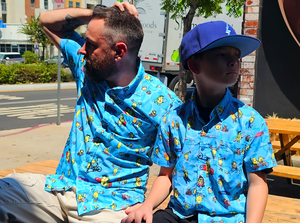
[192, 46, 241, 88]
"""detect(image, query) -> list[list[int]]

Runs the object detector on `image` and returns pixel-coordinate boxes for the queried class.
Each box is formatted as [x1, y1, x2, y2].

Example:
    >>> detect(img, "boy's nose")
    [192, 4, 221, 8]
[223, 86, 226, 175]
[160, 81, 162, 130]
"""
[228, 56, 239, 67]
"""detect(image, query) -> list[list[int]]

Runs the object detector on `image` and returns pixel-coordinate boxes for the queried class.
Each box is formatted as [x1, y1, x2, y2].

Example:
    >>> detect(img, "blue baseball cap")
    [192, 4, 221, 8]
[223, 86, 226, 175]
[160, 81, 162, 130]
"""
[180, 21, 261, 70]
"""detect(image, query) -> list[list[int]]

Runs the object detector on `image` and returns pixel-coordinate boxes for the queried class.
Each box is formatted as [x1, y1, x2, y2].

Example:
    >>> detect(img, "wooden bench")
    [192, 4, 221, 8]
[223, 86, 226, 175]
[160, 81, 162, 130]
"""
[271, 141, 300, 152]
[0, 160, 299, 222]
[270, 165, 300, 180]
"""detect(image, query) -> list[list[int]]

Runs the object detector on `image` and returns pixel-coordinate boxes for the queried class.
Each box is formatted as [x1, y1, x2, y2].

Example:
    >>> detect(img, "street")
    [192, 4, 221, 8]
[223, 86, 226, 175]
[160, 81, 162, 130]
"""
[0, 88, 77, 131]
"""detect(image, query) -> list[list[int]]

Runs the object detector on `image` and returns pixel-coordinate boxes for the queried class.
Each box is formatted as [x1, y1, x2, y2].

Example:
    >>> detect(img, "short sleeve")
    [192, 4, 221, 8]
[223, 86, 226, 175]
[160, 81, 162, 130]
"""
[152, 113, 179, 168]
[60, 31, 86, 81]
[243, 121, 277, 173]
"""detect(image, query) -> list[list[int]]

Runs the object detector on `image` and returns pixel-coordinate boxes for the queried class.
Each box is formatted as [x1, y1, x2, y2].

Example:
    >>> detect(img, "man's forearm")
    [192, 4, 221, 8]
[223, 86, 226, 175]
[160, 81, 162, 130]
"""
[40, 8, 92, 50]
[40, 8, 92, 32]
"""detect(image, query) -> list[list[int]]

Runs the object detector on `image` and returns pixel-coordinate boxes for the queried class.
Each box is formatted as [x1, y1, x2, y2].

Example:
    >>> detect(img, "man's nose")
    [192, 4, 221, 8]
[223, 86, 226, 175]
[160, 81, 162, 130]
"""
[78, 43, 87, 55]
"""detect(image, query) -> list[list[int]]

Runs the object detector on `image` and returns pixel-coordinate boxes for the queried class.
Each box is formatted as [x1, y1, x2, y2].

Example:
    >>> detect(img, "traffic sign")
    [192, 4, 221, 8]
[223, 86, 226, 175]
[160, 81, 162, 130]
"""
[34, 39, 38, 50]
[53, 0, 65, 9]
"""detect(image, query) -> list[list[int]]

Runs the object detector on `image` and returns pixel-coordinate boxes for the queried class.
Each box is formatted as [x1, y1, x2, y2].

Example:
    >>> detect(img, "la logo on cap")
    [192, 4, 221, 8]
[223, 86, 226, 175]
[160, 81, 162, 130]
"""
[226, 23, 231, 35]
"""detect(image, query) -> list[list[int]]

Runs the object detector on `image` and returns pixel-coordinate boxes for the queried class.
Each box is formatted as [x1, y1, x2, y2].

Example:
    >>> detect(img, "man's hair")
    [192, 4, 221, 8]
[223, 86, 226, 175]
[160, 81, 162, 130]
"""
[92, 6, 144, 56]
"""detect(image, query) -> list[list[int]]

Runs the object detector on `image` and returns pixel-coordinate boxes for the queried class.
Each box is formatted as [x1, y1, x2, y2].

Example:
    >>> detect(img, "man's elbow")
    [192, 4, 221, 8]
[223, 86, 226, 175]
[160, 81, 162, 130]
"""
[39, 11, 47, 28]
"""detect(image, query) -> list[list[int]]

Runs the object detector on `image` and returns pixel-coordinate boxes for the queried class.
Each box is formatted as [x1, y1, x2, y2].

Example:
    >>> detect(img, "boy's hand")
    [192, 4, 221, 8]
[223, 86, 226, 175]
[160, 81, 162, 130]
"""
[121, 204, 153, 223]
[125, 203, 142, 215]
[113, 1, 139, 18]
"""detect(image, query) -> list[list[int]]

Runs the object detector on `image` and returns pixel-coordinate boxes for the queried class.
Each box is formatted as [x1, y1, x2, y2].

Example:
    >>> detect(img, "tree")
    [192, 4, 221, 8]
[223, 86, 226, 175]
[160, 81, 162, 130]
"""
[162, 0, 244, 102]
[19, 16, 53, 60]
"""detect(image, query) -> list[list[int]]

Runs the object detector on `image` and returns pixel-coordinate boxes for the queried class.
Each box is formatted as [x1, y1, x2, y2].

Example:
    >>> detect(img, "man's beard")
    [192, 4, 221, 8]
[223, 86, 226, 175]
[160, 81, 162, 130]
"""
[84, 53, 117, 82]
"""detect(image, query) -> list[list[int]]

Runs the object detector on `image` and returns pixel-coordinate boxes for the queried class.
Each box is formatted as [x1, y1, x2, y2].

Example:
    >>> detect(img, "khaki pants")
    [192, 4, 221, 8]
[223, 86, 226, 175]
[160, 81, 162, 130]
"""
[0, 173, 127, 223]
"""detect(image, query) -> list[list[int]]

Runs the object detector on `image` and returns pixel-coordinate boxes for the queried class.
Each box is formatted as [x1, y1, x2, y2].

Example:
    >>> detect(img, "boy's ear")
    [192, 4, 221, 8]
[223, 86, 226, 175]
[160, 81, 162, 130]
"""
[187, 57, 201, 75]
[114, 42, 127, 61]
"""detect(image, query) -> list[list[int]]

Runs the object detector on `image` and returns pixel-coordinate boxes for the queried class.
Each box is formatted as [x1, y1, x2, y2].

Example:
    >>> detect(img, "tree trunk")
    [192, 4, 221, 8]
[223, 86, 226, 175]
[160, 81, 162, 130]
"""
[177, 4, 197, 102]
[42, 46, 45, 61]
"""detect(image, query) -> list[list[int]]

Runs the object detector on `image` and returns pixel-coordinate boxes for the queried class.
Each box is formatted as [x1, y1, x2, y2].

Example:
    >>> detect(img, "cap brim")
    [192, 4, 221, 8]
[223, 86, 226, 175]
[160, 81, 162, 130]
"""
[197, 35, 261, 58]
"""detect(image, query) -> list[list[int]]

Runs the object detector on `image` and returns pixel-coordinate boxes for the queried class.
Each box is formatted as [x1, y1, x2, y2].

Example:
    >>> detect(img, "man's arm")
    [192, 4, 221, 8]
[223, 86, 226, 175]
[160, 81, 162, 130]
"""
[246, 171, 268, 223]
[40, 8, 92, 51]
[122, 166, 173, 223]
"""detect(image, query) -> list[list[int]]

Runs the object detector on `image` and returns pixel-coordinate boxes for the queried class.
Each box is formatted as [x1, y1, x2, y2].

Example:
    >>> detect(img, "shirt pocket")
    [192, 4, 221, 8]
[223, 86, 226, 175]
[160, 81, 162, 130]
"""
[207, 140, 246, 202]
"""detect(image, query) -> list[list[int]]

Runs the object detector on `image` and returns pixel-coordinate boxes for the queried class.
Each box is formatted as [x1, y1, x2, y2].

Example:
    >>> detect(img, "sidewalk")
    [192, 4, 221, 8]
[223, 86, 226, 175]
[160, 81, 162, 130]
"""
[0, 121, 161, 175]
[0, 122, 72, 171]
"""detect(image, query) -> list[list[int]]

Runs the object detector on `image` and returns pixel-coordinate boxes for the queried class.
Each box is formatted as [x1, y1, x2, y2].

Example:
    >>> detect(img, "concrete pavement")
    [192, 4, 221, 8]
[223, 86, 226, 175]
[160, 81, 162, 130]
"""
[0, 120, 161, 175]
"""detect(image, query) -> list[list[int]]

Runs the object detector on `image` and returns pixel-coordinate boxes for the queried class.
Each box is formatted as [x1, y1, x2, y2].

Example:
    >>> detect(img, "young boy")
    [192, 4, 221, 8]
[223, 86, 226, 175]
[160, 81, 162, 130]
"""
[122, 21, 277, 223]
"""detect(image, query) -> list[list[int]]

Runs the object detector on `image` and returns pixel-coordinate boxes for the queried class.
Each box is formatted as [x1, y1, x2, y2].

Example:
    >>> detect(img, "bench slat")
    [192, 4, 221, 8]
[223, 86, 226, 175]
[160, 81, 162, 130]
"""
[270, 165, 300, 180]
[0, 160, 59, 177]
[271, 141, 300, 151]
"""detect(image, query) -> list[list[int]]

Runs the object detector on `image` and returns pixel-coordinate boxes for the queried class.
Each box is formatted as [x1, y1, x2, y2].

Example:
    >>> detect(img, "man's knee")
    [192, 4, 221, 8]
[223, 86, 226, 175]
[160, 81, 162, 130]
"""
[0, 173, 47, 204]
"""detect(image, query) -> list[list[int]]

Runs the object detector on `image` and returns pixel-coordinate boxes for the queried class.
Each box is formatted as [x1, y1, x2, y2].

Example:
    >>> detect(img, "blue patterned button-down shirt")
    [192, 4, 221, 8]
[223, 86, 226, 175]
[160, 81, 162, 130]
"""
[44, 31, 181, 215]
[152, 89, 276, 223]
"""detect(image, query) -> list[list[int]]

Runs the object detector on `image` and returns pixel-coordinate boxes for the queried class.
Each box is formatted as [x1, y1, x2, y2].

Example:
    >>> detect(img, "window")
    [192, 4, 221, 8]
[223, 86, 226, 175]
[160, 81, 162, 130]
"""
[44, 0, 48, 10]
[12, 45, 18, 52]
[76, 2, 80, 8]
[0, 44, 33, 53]
[5, 44, 11, 52]
[0, 44, 5, 52]
[1, 0, 6, 12]
[27, 45, 34, 52]
[31, 0, 34, 8]
[2, 14, 6, 23]
[19, 44, 26, 55]
[69, 1, 73, 7]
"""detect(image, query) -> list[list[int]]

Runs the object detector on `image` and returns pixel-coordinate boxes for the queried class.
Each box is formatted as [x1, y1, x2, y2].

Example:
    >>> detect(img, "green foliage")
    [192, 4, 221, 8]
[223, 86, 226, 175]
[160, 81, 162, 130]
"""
[18, 16, 52, 48]
[22, 51, 39, 64]
[0, 63, 74, 85]
[161, 0, 244, 19]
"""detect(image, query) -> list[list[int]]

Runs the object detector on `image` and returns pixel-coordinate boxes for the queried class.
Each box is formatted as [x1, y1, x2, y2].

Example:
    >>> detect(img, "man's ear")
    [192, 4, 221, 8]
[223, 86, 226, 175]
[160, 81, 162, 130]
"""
[187, 58, 201, 75]
[114, 42, 127, 61]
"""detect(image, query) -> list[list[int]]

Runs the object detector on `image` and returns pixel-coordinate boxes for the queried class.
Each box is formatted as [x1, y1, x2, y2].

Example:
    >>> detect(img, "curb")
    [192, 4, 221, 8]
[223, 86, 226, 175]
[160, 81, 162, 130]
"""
[0, 121, 72, 138]
[0, 82, 76, 92]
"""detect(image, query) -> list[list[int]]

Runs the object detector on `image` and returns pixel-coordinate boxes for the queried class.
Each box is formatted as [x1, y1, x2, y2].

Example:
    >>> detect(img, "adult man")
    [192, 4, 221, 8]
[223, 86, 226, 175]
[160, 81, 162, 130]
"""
[0, 2, 181, 222]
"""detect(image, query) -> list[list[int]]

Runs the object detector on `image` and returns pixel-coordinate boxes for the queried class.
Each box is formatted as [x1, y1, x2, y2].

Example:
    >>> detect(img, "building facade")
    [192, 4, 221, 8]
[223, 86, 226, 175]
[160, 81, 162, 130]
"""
[0, 0, 100, 56]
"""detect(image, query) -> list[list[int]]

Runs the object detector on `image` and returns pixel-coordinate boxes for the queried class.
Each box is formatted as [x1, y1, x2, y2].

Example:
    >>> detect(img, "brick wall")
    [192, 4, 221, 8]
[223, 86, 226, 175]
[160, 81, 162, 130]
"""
[238, 0, 260, 106]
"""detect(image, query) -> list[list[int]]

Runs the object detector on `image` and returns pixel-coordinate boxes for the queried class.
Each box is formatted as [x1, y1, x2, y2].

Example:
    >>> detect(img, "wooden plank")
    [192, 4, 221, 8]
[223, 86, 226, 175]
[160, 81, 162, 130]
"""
[270, 165, 300, 180]
[0, 160, 59, 177]
[266, 119, 300, 135]
[0, 160, 299, 222]
[280, 134, 293, 166]
[263, 195, 300, 223]
[272, 141, 300, 151]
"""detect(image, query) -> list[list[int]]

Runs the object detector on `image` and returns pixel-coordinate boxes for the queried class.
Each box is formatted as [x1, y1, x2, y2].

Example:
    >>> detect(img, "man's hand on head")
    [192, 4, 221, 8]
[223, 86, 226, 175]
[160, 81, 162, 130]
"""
[113, 1, 139, 19]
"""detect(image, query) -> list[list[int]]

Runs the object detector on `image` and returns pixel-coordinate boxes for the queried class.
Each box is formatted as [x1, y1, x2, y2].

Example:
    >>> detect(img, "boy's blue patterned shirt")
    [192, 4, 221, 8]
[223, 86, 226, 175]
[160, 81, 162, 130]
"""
[44, 31, 181, 215]
[152, 89, 277, 223]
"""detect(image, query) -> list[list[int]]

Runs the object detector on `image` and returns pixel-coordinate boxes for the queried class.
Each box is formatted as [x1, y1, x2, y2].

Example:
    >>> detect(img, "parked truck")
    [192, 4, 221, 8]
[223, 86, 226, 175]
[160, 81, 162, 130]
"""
[101, 0, 243, 94]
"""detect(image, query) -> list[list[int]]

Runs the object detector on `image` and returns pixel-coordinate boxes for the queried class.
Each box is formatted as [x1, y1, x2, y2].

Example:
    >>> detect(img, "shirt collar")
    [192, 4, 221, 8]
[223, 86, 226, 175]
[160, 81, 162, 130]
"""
[91, 58, 144, 95]
[190, 88, 233, 122]
[215, 88, 233, 121]
[106, 58, 144, 95]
